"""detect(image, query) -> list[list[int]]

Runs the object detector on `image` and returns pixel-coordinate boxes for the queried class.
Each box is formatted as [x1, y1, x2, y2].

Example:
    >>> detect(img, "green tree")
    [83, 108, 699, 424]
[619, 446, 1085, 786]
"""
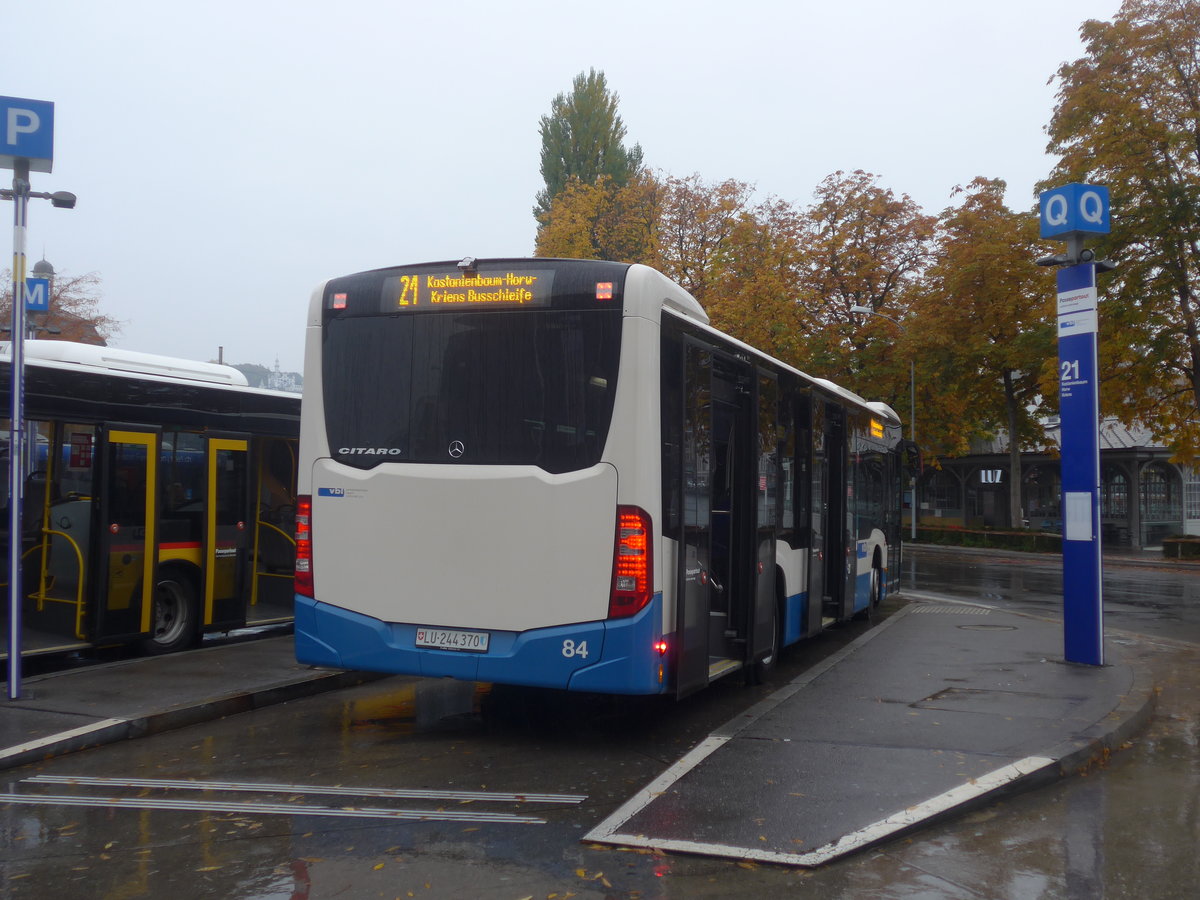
[534, 69, 644, 222]
[1044, 0, 1200, 456]
[909, 179, 1055, 527]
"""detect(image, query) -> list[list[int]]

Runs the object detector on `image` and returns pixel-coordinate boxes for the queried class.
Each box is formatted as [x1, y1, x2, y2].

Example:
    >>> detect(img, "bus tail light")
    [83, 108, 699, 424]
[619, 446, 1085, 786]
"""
[295, 495, 314, 598]
[609, 505, 652, 619]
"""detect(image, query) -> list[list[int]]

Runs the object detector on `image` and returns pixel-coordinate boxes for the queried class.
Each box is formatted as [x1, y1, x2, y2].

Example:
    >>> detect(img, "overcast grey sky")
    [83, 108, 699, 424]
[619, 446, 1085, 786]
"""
[7, 0, 1121, 373]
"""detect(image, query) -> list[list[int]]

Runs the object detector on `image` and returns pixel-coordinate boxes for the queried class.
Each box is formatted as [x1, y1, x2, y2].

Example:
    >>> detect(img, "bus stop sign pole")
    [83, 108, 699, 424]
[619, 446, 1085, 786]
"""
[2, 96, 56, 700]
[1039, 183, 1111, 667]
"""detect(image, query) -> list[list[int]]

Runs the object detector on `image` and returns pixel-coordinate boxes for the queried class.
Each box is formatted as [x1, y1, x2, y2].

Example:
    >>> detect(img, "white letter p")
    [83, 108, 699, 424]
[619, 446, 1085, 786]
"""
[6, 108, 40, 146]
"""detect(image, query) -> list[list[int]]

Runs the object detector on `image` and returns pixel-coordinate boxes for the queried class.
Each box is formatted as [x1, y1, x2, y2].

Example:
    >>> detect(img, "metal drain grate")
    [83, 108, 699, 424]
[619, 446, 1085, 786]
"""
[910, 604, 991, 615]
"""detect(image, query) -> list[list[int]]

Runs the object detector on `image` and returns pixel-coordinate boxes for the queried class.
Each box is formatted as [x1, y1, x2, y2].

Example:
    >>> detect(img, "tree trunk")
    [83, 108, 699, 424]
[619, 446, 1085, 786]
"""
[1003, 370, 1023, 529]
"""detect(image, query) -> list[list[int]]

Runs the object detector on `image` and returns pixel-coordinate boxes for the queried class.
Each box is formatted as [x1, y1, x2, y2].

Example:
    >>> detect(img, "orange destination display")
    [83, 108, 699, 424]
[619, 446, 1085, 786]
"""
[383, 269, 556, 311]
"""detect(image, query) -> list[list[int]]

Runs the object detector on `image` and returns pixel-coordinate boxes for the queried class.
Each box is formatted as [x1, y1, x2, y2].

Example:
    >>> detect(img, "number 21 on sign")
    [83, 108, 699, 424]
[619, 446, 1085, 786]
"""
[397, 275, 419, 307]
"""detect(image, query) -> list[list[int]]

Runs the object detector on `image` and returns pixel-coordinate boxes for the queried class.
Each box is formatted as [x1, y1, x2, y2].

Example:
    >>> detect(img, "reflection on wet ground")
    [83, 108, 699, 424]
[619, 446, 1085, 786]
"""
[903, 548, 1200, 645]
[0, 550, 1197, 898]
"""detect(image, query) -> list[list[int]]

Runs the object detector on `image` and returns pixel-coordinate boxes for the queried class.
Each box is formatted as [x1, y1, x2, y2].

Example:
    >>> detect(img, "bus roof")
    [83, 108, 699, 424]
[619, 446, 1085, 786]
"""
[1, 340, 251, 387]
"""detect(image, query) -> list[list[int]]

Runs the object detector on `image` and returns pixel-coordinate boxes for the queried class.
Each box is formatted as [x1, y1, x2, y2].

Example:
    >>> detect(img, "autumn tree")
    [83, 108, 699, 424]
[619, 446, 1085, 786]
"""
[656, 174, 755, 303]
[794, 171, 935, 421]
[1044, 0, 1200, 455]
[533, 172, 660, 264]
[0, 269, 119, 345]
[534, 69, 644, 222]
[908, 179, 1054, 527]
[707, 196, 811, 365]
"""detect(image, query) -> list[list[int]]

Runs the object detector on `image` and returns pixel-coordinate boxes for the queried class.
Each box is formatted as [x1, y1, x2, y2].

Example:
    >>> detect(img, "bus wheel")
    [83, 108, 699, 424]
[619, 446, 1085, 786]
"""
[141, 571, 199, 655]
[870, 559, 883, 608]
[749, 602, 781, 685]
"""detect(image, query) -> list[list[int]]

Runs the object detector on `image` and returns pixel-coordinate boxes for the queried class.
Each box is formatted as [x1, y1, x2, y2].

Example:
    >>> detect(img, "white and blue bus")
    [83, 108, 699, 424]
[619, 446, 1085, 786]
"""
[295, 258, 904, 697]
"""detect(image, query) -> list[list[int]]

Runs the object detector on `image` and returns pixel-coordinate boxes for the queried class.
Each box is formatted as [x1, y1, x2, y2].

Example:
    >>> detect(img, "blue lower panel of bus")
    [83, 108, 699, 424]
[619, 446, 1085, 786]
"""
[294, 593, 668, 695]
[782, 591, 808, 646]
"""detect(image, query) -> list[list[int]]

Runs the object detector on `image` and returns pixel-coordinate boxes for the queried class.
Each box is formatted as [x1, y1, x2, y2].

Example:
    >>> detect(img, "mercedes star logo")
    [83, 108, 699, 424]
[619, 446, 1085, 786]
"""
[448, 440, 465, 459]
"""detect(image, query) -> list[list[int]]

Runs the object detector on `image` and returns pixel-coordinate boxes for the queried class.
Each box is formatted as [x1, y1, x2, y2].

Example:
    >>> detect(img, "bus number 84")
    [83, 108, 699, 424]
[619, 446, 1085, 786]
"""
[562, 639, 589, 659]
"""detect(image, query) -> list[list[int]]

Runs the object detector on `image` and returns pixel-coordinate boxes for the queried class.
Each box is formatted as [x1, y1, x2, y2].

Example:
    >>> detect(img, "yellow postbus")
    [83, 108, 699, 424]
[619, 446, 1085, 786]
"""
[2, 341, 300, 658]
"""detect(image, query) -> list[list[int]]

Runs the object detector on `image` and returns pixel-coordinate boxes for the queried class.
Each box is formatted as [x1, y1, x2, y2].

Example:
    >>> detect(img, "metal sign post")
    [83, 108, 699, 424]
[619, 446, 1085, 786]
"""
[1, 95, 57, 699]
[1038, 183, 1112, 667]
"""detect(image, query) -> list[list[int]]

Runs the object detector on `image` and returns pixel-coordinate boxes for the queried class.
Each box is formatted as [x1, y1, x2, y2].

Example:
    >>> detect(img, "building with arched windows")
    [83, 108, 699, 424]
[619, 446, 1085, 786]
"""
[910, 420, 1197, 549]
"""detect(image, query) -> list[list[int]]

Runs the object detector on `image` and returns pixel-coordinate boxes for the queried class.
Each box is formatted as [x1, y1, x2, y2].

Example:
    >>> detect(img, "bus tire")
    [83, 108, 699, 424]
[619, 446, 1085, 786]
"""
[749, 598, 781, 685]
[854, 553, 884, 621]
[140, 569, 200, 655]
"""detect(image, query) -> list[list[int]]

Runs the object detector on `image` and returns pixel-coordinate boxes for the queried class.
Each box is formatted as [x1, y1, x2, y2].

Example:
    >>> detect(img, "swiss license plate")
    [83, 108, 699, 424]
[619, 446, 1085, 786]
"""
[415, 627, 490, 653]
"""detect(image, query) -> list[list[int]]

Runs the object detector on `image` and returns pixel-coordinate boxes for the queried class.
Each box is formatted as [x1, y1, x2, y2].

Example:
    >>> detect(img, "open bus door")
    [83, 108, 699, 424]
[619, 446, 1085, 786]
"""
[203, 434, 251, 631]
[93, 426, 160, 642]
[706, 355, 756, 681]
[247, 437, 298, 624]
[675, 345, 763, 694]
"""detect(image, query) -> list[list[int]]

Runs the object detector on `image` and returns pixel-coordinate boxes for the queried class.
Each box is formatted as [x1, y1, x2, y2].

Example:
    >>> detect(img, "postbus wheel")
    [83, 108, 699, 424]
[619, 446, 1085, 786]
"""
[140, 568, 200, 655]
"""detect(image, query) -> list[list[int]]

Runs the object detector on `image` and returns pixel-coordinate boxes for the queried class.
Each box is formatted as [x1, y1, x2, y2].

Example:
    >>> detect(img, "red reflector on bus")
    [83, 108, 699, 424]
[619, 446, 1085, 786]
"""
[596, 282, 614, 301]
[609, 505, 652, 619]
[332, 292, 348, 310]
[295, 495, 314, 598]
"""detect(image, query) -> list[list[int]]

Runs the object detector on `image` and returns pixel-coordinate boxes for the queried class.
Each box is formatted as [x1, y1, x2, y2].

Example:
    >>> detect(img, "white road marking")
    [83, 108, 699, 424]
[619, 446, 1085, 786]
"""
[0, 718, 127, 762]
[25, 774, 585, 804]
[0, 792, 549, 824]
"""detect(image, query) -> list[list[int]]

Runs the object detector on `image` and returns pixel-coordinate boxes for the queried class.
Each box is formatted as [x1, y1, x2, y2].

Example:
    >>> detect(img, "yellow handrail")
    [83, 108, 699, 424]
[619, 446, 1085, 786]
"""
[257, 519, 295, 546]
[0, 528, 90, 641]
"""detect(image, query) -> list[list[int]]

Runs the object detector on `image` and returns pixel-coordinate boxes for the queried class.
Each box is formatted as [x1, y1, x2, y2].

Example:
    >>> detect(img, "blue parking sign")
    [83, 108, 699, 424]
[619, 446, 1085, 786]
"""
[1040, 183, 1110, 239]
[0, 96, 55, 173]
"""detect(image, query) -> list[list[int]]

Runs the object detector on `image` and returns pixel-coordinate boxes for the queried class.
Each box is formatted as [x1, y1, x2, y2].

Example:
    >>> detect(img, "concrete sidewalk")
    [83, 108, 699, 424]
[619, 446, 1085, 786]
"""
[584, 599, 1155, 866]
[0, 636, 374, 770]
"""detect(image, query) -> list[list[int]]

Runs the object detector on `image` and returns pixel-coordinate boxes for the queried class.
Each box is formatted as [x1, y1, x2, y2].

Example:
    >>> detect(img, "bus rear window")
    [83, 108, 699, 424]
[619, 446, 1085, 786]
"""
[321, 308, 622, 474]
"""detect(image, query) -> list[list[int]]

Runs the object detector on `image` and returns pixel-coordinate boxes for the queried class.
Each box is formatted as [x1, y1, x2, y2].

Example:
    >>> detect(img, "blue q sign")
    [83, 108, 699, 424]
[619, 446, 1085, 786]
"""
[1040, 183, 1110, 239]
[0, 95, 55, 173]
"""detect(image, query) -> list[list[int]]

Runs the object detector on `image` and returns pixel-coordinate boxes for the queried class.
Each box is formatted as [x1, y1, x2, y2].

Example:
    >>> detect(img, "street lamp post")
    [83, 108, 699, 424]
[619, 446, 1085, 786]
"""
[851, 305, 917, 540]
[1, 164, 75, 700]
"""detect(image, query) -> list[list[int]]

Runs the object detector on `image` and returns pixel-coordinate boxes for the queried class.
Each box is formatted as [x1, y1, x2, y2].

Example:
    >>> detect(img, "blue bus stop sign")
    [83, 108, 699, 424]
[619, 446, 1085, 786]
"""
[24, 277, 51, 311]
[0, 96, 55, 173]
[1040, 183, 1110, 239]
[1057, 263, 1103, 665]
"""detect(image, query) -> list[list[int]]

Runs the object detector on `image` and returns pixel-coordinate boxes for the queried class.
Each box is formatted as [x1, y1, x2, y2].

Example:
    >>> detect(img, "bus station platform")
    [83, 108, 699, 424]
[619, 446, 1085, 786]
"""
[0, 597, 1155, 868]
[0, 634, 376, 771]
[584, 598, 1156, 866]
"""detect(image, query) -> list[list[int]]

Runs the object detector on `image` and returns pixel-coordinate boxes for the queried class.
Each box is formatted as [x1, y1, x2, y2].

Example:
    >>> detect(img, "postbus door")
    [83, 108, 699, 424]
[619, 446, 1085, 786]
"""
[203, 435, 250, 630]
[93, 426, 161, 641]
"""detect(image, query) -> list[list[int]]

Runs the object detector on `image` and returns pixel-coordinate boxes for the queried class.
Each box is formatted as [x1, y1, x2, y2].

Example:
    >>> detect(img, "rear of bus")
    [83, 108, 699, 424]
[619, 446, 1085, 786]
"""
[294, 259, 669, 693]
